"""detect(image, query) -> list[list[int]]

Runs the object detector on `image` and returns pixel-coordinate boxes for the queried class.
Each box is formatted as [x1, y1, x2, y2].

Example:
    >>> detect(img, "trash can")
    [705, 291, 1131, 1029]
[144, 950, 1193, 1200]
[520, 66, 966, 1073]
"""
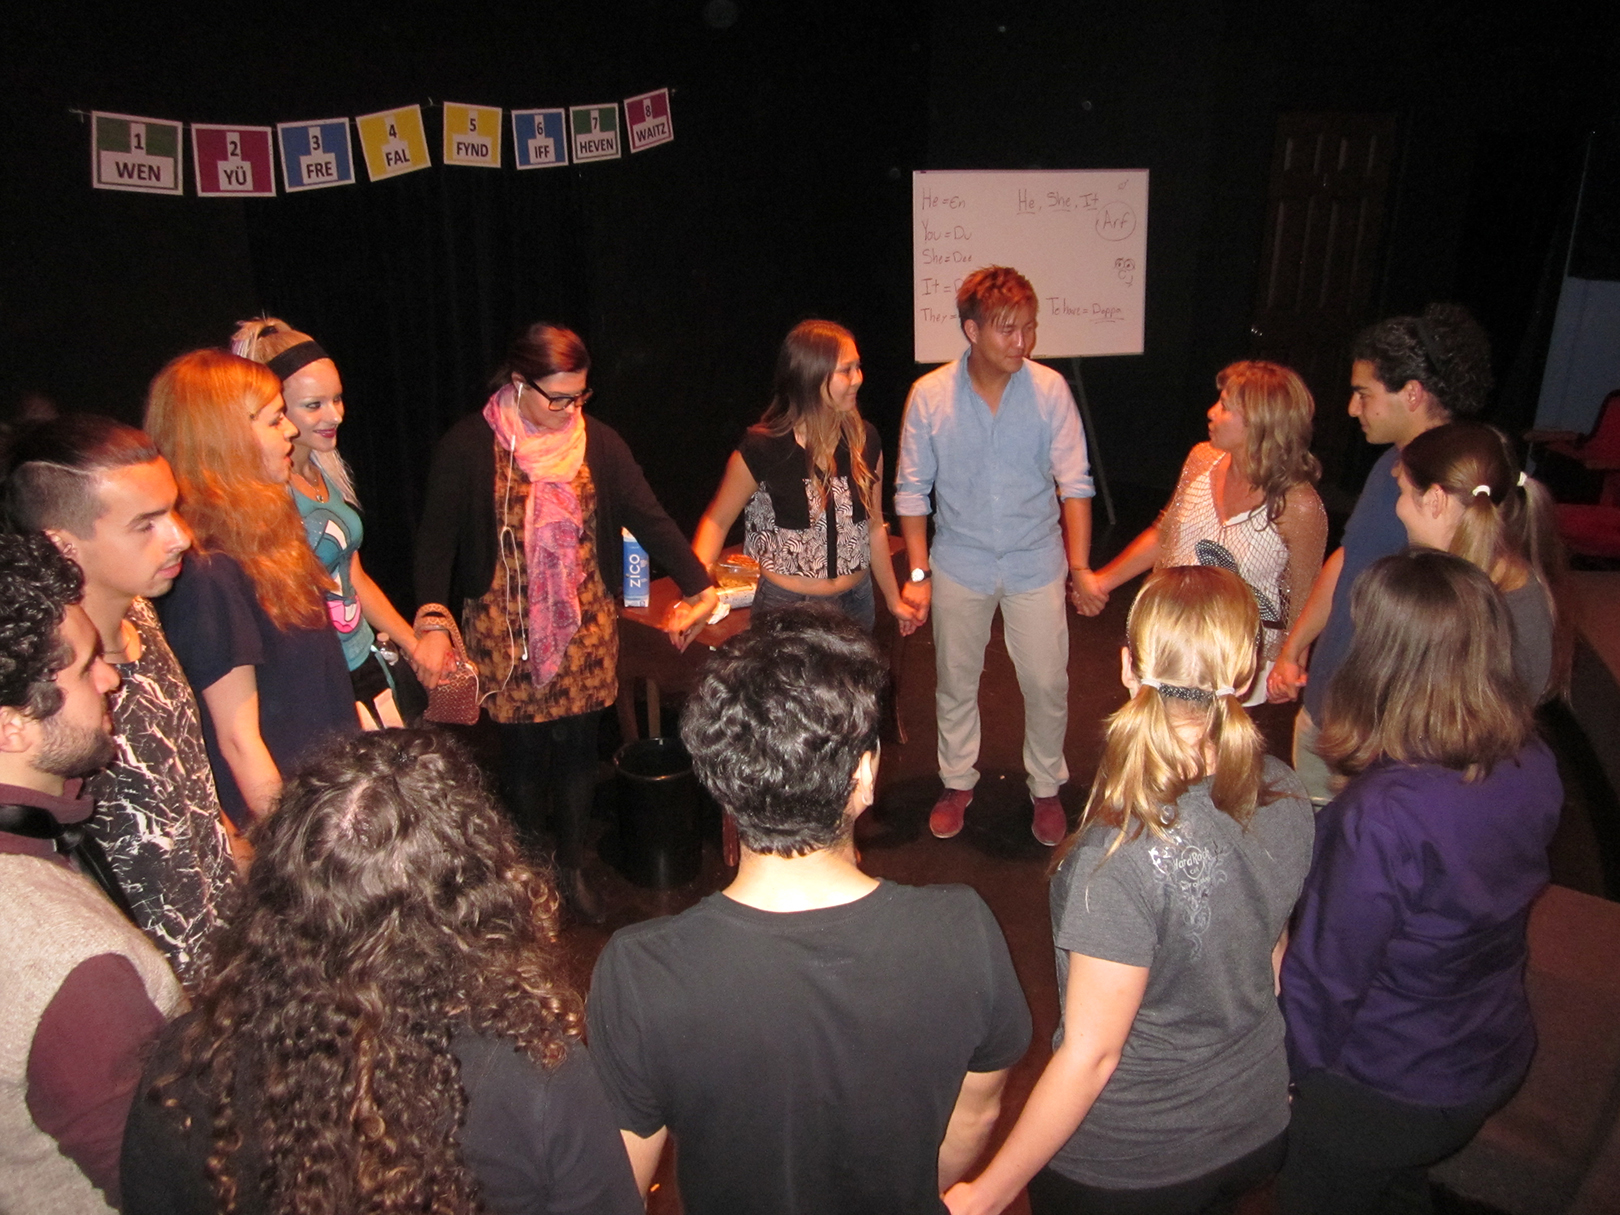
[613, 736, 702, 889]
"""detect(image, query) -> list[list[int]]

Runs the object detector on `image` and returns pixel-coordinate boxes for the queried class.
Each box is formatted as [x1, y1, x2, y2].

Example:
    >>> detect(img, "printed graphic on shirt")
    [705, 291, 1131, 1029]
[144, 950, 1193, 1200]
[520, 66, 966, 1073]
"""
[743, 477, 868, 580]
[1147, 827, 1228, 960]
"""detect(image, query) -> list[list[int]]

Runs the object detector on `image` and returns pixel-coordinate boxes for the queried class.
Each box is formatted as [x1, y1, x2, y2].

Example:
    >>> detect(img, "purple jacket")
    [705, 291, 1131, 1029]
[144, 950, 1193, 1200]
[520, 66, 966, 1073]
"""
[1281, 739, 1561, 1107]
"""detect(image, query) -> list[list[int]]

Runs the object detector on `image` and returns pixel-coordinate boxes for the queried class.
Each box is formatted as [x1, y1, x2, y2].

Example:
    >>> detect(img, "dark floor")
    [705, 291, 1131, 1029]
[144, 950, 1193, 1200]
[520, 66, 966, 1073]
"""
[531, 482, 1619, 1215]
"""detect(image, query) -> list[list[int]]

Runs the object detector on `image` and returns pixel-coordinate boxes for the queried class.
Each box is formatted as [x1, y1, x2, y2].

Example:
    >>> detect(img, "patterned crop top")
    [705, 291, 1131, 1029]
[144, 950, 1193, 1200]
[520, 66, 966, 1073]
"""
[738, 422, 881, 580]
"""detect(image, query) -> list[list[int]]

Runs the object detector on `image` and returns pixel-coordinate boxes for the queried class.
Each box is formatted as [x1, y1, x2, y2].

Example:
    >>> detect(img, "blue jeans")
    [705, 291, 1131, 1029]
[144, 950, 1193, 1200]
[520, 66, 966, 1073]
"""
[750, 570, 876, 632]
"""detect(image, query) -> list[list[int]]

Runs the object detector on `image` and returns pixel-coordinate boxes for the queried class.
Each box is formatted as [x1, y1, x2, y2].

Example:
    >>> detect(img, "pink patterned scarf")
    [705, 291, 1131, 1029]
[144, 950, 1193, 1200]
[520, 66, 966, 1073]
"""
[483, 385, 587, 687]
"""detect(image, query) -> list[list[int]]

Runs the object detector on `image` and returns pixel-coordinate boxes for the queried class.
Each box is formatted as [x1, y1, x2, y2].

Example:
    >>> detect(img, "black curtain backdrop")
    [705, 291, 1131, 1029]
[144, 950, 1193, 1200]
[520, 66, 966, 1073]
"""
[4, 2, 1618, 612]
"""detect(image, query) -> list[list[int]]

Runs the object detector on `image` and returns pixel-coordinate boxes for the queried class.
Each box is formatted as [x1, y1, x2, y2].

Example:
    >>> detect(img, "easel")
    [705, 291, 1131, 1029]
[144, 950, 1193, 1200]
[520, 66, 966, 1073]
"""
[1066, 357, 1117, 528]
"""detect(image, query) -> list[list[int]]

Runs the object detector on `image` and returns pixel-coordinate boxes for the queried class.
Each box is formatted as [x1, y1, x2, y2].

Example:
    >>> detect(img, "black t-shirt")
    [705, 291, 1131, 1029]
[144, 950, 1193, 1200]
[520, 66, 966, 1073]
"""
[586, 879, 1032, 1215]
[156, 551, 356, 828]
[121, 1018, 642, 1215]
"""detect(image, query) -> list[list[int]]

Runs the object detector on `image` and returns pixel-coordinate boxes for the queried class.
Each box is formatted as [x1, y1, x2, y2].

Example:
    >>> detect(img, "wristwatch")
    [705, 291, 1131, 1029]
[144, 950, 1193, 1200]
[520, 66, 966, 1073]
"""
[909, 568, 931, 583]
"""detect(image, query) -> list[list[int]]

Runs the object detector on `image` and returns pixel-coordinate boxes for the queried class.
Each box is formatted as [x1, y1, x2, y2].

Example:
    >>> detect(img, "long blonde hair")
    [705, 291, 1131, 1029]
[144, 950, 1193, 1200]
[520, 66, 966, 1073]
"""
[230, 317, 358, 507]
[757, 320, 876, 518]
[1057, 567, 1271, 867]
[145, 349, 333, 631]
[1217, 360, 1320, 524]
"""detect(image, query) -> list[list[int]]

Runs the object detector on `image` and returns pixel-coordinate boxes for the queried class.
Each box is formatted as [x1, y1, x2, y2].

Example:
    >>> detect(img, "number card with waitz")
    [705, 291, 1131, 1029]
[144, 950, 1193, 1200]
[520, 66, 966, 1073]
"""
[443, 103, 502, 168]
[624, 89, 674, 154]
[356, 105, 431, 181]
[512, 108, 568, 170]
[277, 120, 356, 192]
[92, 112, 183, 195]
[569, 104, 621, 163]
[191, 124, 276, 197]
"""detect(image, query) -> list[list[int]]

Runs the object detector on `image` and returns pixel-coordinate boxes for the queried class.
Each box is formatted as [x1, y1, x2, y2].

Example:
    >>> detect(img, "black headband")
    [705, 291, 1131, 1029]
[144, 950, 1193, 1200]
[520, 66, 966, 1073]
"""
[266, 339, 329, 382]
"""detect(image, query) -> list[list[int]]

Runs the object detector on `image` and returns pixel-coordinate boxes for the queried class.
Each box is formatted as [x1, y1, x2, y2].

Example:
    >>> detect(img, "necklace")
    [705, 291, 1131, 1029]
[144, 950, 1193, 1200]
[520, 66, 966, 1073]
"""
[295, 465, 328, 502]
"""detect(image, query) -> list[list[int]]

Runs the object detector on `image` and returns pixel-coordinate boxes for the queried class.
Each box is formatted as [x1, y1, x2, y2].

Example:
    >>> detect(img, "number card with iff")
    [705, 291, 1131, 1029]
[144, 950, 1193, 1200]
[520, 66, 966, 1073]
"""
[443, 103, 502, 168]
[512, 109, 568, 170]
[191, 124, 276, 197]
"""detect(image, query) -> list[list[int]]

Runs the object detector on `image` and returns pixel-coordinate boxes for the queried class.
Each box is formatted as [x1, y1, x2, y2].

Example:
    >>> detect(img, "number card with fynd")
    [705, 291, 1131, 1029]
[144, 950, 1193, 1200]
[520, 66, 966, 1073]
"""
[276, 120, 356, 192]
[355, 105, 431, 181]
[191, 124, 277, 197]
[443, 103, 502, 168]
[512, 108, 569, 169]
[91, 111, 183, 195]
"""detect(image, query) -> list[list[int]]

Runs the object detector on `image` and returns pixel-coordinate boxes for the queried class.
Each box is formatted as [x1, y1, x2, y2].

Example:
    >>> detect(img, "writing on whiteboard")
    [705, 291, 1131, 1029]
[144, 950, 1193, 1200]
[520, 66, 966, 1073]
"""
[913, 170, 1149, 360]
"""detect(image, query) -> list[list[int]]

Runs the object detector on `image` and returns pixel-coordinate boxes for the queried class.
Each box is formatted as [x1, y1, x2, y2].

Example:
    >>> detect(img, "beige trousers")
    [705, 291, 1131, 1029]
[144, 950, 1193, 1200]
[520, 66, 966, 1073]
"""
[932, 570, 1069, 798]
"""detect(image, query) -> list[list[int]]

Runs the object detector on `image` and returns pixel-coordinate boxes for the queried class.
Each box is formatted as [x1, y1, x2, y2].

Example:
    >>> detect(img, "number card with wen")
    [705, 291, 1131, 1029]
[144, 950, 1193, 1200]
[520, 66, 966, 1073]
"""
[191, 124, 276, 197]
[276, 120, 356, 192]
[443, 103, 502, 168]
[512, 109, 568, 169]
[356, 105, 431, 181]
[92, 112, 183, 195]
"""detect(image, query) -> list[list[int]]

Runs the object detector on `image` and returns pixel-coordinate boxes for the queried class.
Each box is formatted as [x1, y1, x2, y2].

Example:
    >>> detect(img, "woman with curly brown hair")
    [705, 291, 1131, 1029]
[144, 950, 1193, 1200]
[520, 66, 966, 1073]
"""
[120, 729, 641, 1215]
[1077, 361, 1326, 705]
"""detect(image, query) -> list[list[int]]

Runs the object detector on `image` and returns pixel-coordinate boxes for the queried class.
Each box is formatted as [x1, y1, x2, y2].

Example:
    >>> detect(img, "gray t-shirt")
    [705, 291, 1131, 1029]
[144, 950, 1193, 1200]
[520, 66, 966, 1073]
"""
[1503, 576, 1553, 702]
[1047, 755, 1314, 1189]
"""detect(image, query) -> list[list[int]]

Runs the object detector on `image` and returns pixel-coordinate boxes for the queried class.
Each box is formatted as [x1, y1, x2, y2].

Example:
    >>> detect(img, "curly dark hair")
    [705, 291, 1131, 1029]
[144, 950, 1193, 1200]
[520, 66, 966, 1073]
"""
[159, 729, 583, 1215]
[1350, 302, 1494, 419]
[681, 603, 885, 856]
[0, 530, 83, 719]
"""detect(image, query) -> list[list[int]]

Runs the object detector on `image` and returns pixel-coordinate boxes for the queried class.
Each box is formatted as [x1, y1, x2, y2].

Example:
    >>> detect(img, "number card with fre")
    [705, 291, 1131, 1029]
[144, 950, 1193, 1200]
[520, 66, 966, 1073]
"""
[191, 124, 276, 197]
[356, 106, 431, 181]
[512, 108, 568, 169]
[624, 89, 674, 153]
[92, 112, 183, 195]
[570, 104, 621, 163]
[276, 120, 356, 192]
[912, 169, 1149, 362]
[443, 103, 502, 168]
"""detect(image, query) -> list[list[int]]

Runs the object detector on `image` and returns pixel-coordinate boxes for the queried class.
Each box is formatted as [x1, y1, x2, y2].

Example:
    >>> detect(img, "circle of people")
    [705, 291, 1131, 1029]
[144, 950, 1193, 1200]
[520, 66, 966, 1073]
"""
[0, 264, 1562, 1215]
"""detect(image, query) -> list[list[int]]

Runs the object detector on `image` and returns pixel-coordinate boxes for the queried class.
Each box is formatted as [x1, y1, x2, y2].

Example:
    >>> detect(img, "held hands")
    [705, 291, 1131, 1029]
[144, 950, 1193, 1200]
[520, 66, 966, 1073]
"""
[942, 1180, 999, 1215]
[900, 578, 932, 629]
[1068, 568, 1108, 617]
[1266, 657, 1307, 703]
[888, 592, 925, 636]
[409, 629, 456, 690]
[662, 587, 720, 653]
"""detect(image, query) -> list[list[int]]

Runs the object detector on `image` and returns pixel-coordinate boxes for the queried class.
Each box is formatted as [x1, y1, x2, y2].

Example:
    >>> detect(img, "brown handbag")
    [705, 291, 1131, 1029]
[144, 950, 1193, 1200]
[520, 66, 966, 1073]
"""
[413, 604, 481, 726]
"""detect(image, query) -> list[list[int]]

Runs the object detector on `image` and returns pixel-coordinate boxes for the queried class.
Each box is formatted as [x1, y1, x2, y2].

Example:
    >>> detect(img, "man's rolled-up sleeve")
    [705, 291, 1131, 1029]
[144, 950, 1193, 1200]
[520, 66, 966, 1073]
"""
[894, 386, 937, 518]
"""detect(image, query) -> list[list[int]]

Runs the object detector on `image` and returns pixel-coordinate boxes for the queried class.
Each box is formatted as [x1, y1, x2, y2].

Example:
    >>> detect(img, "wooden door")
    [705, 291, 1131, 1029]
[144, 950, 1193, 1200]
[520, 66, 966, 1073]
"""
[1249, 113, 1398, 492]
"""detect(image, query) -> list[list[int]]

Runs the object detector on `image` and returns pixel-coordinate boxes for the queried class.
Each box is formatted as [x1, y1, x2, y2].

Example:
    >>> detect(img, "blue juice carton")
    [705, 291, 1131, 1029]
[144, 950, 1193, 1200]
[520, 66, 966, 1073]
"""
[622, 529, 651, 607]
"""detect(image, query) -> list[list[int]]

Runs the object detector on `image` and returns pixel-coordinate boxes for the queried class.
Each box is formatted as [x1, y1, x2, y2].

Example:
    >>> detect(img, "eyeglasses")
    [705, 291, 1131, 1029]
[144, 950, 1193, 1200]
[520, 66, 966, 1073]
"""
[521, 380, 593, 412]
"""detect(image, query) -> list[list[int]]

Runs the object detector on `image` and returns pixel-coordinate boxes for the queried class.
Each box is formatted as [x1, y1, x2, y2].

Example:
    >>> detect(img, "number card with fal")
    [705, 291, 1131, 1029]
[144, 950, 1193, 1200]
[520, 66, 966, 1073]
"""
[92, 112, 183, 195]
[443, 103, 502, 168]
[512, 108, 568, 170]
[191, 124, 276, 197]
[356, 105, 431, 181]
[276, 120, 356, 192]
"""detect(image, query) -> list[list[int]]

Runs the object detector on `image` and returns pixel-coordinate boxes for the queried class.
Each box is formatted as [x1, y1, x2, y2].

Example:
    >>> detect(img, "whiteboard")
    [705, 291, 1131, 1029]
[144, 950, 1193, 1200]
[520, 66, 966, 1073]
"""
[913, 170, 1149, 363]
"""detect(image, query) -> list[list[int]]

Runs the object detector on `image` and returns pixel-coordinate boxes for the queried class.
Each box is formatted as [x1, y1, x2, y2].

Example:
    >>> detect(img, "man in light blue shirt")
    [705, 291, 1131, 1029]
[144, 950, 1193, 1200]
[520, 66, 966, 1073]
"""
[896, 266, 1101, 846]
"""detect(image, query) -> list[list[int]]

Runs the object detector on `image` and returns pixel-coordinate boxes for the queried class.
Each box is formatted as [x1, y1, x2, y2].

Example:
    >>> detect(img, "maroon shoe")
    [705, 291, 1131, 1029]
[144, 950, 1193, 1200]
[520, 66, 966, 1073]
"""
[1031, 795, 1067, 846]
[929, 788, 974, 839]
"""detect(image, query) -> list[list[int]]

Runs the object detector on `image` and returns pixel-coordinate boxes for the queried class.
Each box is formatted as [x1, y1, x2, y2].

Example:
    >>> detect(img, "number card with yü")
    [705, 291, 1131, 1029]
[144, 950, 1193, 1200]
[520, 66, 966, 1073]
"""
[277, 120, 356, 192]
[570, 104, 621, 163]
[624, 89, 674, 154]
[356, 106, 431, 181]
[92, 112, 183, 195]
[191, 124, 276, 197]
[442, 103, 502, 168]
[512, 109, 568, 169]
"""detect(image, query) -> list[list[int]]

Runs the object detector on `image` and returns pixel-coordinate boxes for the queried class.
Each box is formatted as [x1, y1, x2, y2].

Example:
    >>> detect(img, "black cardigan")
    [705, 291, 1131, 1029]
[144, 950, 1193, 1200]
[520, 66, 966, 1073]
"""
[414, 413, 712, 613]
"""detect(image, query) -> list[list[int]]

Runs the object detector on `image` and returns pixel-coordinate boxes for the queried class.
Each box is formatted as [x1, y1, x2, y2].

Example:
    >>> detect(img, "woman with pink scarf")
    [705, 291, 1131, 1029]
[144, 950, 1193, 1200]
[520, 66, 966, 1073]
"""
[415, 324, 716, 922]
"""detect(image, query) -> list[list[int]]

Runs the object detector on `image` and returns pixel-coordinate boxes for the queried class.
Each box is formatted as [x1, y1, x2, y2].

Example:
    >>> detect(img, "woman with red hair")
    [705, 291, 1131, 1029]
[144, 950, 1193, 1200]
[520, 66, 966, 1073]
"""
[145, 349, 356, 829]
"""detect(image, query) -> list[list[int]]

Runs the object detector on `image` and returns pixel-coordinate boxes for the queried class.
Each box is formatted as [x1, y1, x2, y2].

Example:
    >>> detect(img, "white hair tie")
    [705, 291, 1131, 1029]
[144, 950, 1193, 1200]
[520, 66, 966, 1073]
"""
[1517, 471, 1527, 487]
[1214, 685, 1236, 698]
[1471, 484, 1491, 499]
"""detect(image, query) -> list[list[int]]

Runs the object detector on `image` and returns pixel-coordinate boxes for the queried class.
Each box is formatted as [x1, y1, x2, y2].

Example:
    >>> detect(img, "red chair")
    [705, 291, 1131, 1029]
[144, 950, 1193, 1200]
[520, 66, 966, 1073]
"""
[1530, 390, 1620, 560]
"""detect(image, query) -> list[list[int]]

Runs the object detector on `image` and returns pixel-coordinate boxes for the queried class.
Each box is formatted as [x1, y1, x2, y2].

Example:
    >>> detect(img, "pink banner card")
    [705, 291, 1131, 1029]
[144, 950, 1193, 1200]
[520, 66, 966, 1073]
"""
[191, 124, 277, 197]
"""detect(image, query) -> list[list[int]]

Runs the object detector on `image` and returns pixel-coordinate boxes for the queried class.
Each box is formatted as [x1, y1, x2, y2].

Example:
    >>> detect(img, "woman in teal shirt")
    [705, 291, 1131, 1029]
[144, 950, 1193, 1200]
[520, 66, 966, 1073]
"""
[232, 318, 431, 725]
